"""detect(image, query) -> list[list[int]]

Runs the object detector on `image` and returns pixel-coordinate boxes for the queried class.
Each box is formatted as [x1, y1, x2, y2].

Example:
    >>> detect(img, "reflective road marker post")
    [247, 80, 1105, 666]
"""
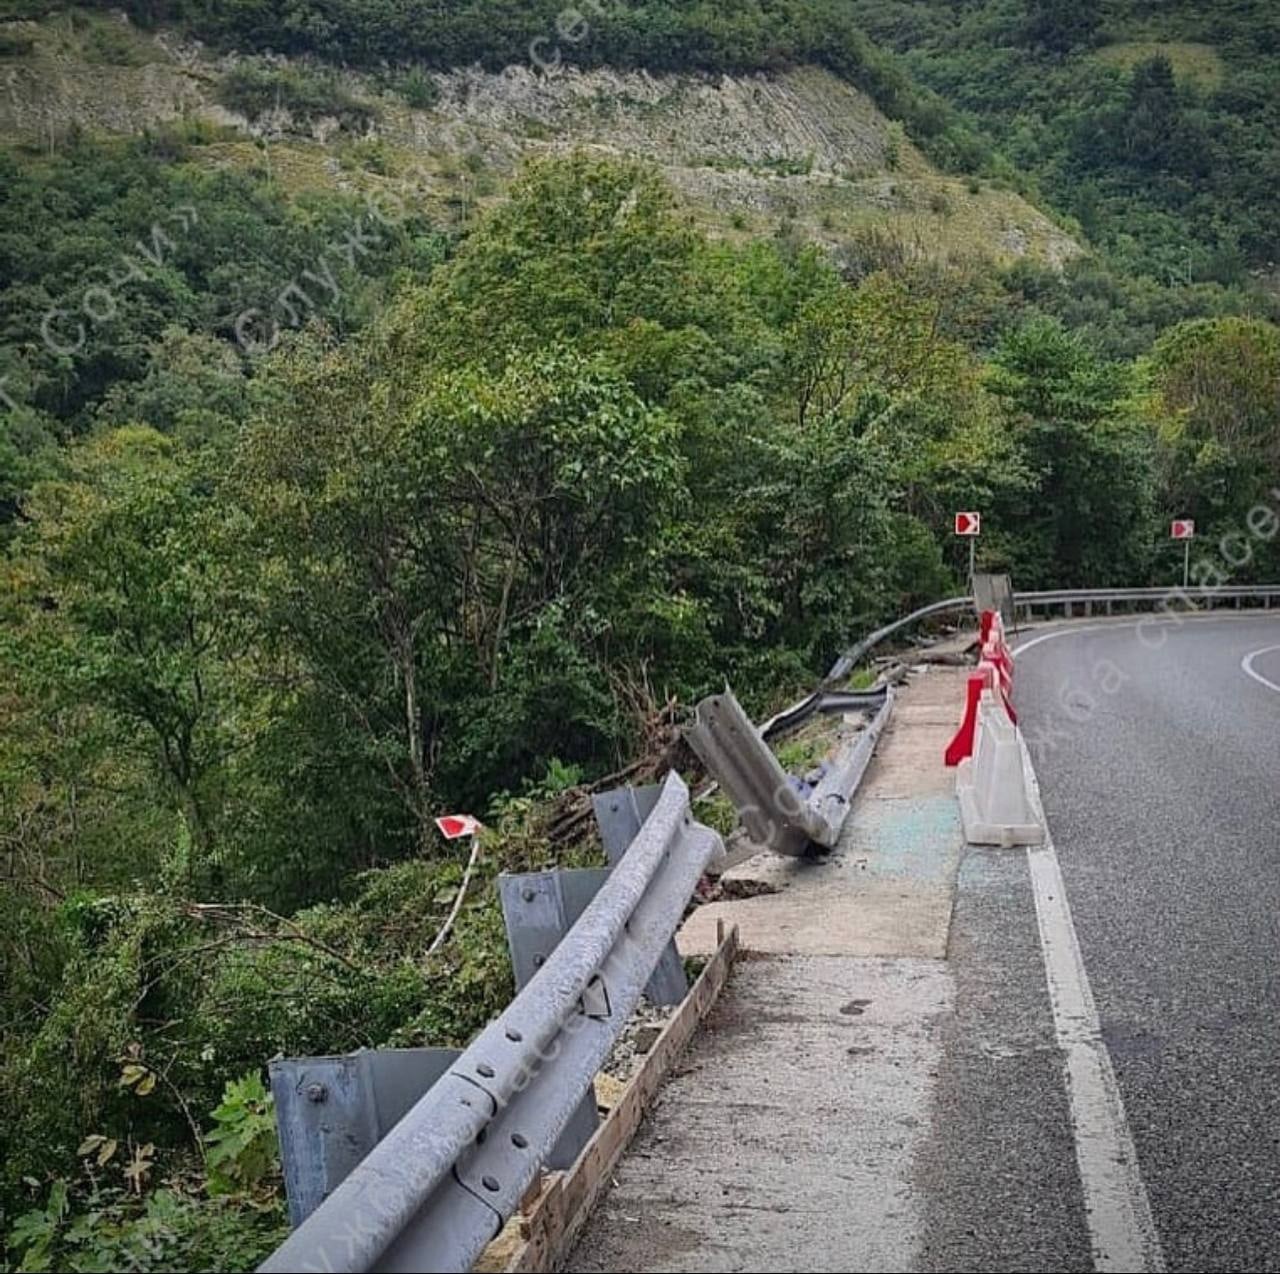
[1171, 519, 1195, 589]
[956, 511, 982, 583]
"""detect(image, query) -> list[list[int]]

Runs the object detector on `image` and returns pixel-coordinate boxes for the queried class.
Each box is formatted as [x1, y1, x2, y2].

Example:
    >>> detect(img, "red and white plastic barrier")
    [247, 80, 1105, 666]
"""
[947, 611, 1015, 765]
[945, 611, 1044, 847]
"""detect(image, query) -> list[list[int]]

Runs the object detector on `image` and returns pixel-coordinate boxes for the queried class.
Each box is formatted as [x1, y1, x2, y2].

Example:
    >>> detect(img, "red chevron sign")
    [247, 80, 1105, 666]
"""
[435, 814, 482, 841]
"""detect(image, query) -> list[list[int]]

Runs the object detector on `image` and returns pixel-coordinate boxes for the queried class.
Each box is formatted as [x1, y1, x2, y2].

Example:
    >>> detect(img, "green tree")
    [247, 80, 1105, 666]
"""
[414, 152, 703, 368]
[1120, 55, 1202, 176]
[1024, 0, 1102, 54]
[1144, 316, 1280, 575]
[240, 330, 683, 826]
[987, 317, 1157, 586]
[777, 272, 1026, 607]
[95, 328, 251, 441]
[0, 402, 60, 533]
[10, 428, 249, 891]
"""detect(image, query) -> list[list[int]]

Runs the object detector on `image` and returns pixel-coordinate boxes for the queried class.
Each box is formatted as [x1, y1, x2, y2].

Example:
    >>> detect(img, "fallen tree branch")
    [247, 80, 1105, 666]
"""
[184, 902, 362, 972]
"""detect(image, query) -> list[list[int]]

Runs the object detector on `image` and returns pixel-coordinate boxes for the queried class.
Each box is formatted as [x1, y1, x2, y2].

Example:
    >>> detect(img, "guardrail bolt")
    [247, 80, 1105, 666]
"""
[305, 1083, 327, 1104]
[521, 887, 536, 903]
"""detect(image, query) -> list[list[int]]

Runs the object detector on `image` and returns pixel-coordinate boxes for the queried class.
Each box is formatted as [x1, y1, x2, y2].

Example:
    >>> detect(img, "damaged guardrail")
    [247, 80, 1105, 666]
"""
[259, 577, 1276, 1271]
[258, 772, 722, 1274]
[685, 684, 895, 858]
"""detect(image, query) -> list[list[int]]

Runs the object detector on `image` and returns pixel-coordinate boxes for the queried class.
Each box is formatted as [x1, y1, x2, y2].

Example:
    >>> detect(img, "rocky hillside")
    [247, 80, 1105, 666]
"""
[0, 10, 1080, 267]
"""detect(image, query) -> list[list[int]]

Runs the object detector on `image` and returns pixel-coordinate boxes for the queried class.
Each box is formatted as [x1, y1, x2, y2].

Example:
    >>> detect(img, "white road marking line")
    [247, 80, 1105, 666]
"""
[1242, 644, 1280, 696]
[1013, 609, 1280, 660]
[1013, 637, 1166, 1273]
[1014, 622, 1112, 657]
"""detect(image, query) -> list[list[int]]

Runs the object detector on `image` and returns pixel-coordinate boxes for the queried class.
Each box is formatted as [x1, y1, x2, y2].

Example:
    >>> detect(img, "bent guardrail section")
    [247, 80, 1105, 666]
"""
[686, 689, 830, 857]
[686, 685, 895, 858]
[259, 772, 722, 1274]
[808, 685, 895, 837]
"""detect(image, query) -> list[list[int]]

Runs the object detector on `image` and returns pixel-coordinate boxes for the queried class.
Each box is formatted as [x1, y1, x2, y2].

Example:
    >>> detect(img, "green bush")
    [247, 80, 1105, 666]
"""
[216, 61, 377, 131]
[6, 1179, 286, 1274]
[83, 19, 146, 65]
[203, 1073, 278, 1197]
[394, 66, 440, 109]
[0, 29, 34, 56]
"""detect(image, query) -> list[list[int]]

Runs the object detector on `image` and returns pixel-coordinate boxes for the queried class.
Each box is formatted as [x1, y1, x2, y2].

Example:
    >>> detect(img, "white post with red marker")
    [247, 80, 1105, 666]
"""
[956, 511, 982, 583]
[1171, 518, 1195, 589]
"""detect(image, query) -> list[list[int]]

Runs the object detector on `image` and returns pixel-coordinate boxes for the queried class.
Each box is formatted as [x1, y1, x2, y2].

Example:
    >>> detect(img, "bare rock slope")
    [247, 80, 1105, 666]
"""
[0, 14, 1080, 267]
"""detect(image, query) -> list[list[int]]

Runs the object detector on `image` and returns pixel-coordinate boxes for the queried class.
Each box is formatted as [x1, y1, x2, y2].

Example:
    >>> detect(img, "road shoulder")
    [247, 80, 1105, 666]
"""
[567, 660, 1094, 1272]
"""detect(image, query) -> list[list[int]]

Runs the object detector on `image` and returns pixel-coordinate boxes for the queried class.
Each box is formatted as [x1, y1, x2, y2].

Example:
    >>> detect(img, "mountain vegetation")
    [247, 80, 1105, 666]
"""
[2, 3, 1279, 1268]
[849, 0, 1280, 283]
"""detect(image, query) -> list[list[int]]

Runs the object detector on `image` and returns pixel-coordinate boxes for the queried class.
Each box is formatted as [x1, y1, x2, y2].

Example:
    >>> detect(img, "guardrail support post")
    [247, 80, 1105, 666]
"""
[497, 869, 605, 1171]
[270, 1048, 461, 1228]
[592, 787, 690, 1005]
[259, 772, 722, 1274]
[496, 785, 692, 1171]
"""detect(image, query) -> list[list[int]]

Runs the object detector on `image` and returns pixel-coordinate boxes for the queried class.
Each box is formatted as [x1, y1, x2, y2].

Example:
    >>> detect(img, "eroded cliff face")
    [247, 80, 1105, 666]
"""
[0, 13, 1080, 267]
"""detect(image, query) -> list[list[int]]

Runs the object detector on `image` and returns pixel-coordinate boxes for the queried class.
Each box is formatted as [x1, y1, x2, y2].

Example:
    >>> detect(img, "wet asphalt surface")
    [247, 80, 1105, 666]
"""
[1015, 614, 1280, 1273]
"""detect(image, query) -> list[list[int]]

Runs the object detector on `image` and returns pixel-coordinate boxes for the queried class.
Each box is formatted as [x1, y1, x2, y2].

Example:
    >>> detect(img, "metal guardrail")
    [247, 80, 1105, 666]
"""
[259, 772, 722, 1274]
[1017, 585, 1280, 612]
[692, 582, 1278, 860]
[686, 685, 895, 858]
[822, 585, 1280, 685]
[759, 686, 890, 741]
[825, 596, 972, 684]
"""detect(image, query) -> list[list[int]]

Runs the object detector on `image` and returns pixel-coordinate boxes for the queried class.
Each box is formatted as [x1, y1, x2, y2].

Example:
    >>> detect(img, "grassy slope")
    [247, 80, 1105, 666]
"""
[1094, 40, 1224, 87]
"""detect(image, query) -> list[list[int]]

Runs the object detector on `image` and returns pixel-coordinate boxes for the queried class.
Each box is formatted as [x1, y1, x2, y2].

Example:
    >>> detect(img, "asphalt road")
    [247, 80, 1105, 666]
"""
[1015, 614, 1280, 1273]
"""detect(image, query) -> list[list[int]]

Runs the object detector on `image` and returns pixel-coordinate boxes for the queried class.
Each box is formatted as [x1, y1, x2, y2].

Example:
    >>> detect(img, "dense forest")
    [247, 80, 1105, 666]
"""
[2, 3, 1279, 1269]
[849, 0, 1280, 281]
